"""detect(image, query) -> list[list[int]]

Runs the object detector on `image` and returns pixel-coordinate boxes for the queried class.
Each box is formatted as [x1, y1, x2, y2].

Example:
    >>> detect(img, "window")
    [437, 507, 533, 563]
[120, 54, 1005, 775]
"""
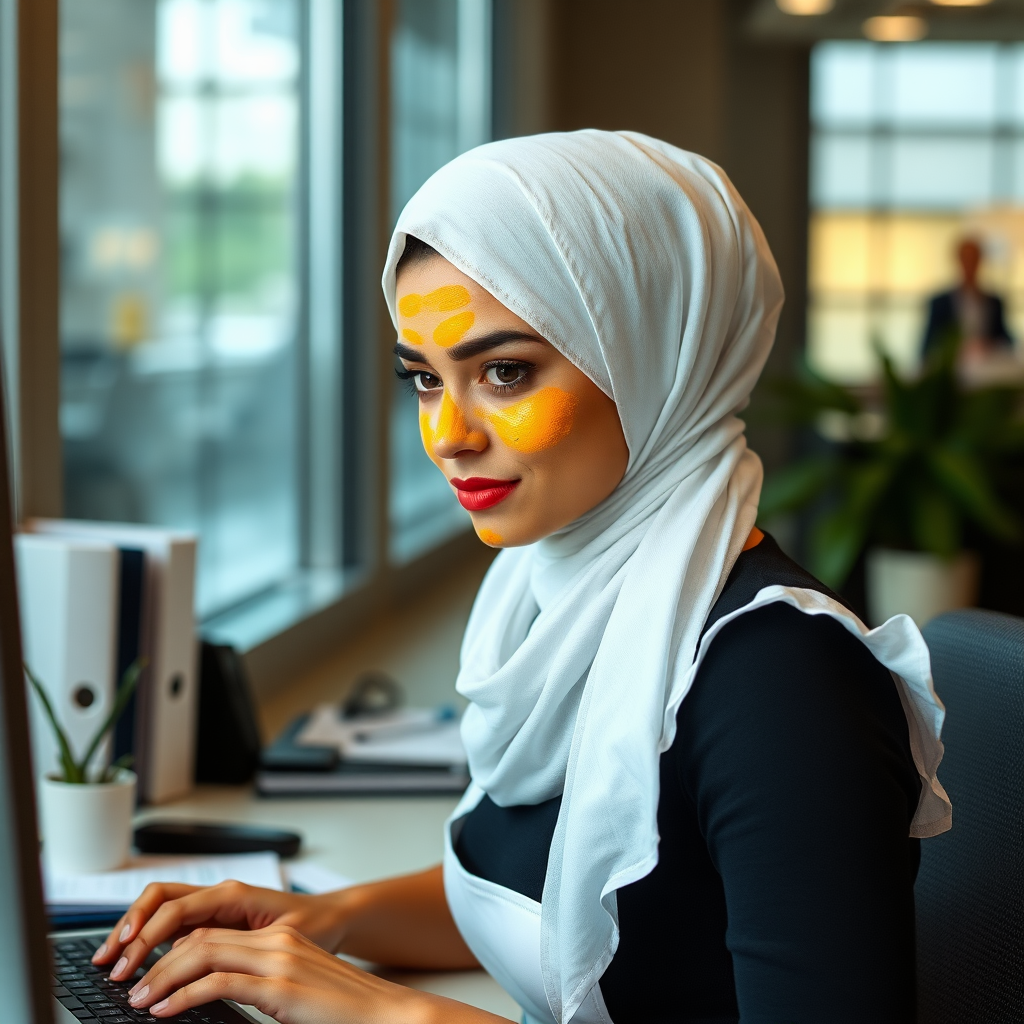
[809, 42, 1024, 382]
[388, 0, 492, 564]
[59, 0, 301, 616]
[7, 0, 497, 657]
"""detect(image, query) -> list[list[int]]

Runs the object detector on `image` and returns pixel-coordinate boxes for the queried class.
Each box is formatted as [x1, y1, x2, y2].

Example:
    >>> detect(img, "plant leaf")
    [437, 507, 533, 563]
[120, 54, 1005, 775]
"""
[76, 658, 145, 782]
[101, 752, 135, 784]
[810, 508, 866, 589]
[927, 448, 1022, 544]
[909, 486, 961, 559]
[24, 664, 81, 783]
[757, 457, 836, 522]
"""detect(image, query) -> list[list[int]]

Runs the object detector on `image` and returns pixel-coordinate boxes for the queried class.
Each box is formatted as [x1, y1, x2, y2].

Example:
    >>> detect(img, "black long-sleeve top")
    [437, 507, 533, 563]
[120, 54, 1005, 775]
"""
[454, 534, 922, 1023]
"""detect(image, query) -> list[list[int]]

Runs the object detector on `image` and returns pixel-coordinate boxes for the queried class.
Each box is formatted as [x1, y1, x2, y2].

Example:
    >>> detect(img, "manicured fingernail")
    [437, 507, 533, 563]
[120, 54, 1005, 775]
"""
[119, 924, 131, 942]
[150, 999, 169, 1014]
[129, 985, 149, 1005]
[91, 943, 107, 962]
[110, 957, 128, 980]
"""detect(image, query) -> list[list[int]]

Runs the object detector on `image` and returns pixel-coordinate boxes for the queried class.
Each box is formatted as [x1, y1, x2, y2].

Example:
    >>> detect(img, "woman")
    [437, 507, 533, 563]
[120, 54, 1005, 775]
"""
[93, 131, 950, 1023]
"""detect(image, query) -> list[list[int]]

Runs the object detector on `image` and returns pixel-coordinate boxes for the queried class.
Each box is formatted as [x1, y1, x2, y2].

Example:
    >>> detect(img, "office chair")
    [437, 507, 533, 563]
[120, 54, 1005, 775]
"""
[916, 608, 1024, 1024]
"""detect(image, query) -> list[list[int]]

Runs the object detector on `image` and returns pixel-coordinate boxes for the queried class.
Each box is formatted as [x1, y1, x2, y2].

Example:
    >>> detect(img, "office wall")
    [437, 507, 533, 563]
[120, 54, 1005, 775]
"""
[538, 0, 810, 472]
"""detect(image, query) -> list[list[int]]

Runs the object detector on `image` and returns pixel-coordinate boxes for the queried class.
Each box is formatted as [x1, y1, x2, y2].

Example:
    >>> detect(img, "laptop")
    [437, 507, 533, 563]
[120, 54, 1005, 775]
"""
[0, 381, 257, 1021]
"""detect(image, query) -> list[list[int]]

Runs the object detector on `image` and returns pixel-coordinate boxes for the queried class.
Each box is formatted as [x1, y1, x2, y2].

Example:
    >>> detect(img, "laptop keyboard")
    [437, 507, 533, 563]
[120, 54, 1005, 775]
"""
[52, 937, 250, 1024]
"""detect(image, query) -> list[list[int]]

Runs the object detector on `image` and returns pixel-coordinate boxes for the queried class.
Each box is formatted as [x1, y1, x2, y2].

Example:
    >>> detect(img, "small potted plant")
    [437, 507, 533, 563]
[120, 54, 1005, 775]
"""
[757, 333, 1024, 625]
[28, 660, 143, 874]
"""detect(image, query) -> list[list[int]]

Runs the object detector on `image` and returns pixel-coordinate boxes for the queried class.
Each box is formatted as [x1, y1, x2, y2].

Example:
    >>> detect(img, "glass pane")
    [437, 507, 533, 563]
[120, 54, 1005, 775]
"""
[807, 299, 923, 384]
[811, 42, 875, 128]
[60, 0, 301, 615]
[887, 44, 998, 127]
[810, 133, 873, 209]
[809, 39, 1024, 382]
[388, 0, 489, 564]
[889, 136, 995, 209]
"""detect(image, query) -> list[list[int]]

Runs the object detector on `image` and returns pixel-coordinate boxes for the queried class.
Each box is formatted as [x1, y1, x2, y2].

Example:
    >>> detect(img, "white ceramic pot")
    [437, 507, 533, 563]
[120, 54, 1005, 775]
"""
[39, 769, 136, 874]
[866, 548, 979, 628]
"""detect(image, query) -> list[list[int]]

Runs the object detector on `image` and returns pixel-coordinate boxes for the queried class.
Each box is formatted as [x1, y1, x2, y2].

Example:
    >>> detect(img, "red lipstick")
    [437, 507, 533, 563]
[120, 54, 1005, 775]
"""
[450, 477, 520, 512]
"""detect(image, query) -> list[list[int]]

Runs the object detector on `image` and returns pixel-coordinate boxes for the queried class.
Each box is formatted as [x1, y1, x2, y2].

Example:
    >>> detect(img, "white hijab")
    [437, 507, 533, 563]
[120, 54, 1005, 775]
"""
[382, 131, 949, 1023]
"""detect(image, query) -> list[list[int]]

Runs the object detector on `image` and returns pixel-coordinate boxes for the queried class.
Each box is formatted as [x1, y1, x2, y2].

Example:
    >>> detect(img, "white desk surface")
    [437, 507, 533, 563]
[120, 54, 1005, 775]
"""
[138, 551, 519, 1022]
[137, 786, 521, 1022]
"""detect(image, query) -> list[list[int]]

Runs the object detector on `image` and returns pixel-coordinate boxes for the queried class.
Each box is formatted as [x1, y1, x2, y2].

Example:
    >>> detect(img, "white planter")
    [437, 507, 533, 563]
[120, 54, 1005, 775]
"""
[866, 548, 979, 628]
[39, 769, 136, 874]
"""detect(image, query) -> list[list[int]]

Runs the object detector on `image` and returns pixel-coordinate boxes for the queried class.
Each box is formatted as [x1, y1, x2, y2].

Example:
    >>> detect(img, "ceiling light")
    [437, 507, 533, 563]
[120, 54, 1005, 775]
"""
[929, 0, 992, 6]
[776, 0, 834, 14]
[863, 15, 929, 41]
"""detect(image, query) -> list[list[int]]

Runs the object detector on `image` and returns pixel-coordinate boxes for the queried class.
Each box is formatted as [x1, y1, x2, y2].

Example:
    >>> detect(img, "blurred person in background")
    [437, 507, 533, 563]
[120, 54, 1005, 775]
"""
[922, 237, 1014, 363]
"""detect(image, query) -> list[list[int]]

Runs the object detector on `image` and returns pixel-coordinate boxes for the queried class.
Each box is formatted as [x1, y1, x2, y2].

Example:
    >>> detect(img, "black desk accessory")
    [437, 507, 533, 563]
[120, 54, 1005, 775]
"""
[134, 820, 302, 858]
[195, 641, 263, 783]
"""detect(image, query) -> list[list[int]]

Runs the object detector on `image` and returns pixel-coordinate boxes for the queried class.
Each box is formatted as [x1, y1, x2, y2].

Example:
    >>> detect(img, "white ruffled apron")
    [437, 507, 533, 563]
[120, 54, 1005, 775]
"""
[441, 587, 949, 1024]
[444, 785, 612, 1024]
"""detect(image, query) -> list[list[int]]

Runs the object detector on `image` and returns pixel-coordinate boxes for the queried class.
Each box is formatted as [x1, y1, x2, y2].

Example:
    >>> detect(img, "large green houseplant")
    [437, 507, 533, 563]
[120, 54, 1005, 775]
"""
[757, 334, 1024, 592]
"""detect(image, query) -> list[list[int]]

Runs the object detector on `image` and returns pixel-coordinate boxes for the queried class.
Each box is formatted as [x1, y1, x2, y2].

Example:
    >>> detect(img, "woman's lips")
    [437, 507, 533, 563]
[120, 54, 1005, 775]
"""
[450, 477, 520, 511]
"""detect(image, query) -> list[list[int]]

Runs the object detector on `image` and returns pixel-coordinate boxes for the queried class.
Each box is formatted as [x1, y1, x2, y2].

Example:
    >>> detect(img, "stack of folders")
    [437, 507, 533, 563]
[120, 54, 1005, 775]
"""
[15, 519, 198, 805]
[257, 705, 470, 795]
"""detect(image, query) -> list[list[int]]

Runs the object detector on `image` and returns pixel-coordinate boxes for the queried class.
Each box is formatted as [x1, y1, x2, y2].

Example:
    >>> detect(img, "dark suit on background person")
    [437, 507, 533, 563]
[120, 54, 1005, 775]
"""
[922, 288, 1013, 357]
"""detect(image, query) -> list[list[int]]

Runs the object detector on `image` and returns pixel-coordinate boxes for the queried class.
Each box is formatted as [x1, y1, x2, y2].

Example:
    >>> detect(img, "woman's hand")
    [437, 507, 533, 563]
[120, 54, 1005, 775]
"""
[91, 881, 349, 981]
[92, 866, 478, 977]
[125, 924, 503, 1024]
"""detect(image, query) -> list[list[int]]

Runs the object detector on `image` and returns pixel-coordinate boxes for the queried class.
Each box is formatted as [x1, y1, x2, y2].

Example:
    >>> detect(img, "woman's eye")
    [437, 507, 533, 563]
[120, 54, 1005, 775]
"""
[414, 372, 442, 393]
[484, 363, 529, 388]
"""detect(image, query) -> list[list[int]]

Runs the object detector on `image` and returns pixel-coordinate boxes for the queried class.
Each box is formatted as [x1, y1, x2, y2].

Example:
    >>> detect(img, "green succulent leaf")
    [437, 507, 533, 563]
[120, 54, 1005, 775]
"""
[25, 664, 81, 783]
[101, 752, 135, 784]
[25, 658, 144, 784]
[76, 658, 145, 783]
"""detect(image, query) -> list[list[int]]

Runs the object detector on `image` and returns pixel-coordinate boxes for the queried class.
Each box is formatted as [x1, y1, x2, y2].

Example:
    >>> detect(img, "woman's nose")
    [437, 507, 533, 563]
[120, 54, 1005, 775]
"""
[421, 391, 488, 460]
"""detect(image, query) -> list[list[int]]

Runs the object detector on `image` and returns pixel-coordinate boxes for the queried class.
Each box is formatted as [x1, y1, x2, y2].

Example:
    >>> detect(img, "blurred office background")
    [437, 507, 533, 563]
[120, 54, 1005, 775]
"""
[2, 0, 1023, 691]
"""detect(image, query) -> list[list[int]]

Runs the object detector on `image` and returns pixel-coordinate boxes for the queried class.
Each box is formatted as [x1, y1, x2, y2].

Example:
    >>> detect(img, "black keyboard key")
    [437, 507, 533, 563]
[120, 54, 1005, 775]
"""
[95, 1011, 127, 1018]
[58, 995, 84, 1009]
[105, 1017, 135, 1023]
[81, 994, 110, 1003]
[66, 980, 95, 990]
[71, 1011, 97, 1020]
[53, 985, 71, 997]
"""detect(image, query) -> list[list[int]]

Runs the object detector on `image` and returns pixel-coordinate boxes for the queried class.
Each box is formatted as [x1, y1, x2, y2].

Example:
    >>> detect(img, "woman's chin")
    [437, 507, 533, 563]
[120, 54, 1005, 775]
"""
[471, 516, 540, 549]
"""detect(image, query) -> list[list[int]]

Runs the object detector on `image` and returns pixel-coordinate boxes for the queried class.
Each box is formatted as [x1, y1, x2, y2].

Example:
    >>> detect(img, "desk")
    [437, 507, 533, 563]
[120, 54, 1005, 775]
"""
[153, 552, 517, 1020]
[136, 786, 521, 1023]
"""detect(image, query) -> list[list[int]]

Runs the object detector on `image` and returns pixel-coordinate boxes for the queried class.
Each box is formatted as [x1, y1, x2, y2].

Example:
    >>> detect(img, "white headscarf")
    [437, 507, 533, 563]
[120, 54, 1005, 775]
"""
[382, 131, 948, 1023]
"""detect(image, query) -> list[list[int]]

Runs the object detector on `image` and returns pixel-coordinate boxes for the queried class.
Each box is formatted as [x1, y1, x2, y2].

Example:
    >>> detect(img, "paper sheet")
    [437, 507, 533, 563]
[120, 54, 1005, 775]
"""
[283, 861, 354, 894]
[297, 705, 466, 767]
[45, 851, 283, 906]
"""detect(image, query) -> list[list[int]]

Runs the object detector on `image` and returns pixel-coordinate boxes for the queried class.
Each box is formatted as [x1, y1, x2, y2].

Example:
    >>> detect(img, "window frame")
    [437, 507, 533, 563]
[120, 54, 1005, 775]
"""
[1, 0, 505, 694]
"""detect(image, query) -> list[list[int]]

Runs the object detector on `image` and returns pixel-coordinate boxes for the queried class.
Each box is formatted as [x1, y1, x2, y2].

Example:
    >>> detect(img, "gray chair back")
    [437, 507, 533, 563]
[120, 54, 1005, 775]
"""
[917, 608, 1024, 1023]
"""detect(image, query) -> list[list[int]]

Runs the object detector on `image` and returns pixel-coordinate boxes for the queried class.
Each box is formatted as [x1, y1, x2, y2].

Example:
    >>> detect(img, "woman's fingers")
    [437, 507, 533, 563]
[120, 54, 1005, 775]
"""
[110, 881, 257, 980]
[147, 972, 276, 1020]
[130, 925, 435, 1024]
[130, 928, 310, 1014]
[92, 883, 201, 964]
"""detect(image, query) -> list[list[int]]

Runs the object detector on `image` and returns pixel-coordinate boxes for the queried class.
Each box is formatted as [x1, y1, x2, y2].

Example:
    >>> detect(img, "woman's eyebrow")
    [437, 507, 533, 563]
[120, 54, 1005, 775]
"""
[393, 341, 432, 363]
[393, 330, 546, 364]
